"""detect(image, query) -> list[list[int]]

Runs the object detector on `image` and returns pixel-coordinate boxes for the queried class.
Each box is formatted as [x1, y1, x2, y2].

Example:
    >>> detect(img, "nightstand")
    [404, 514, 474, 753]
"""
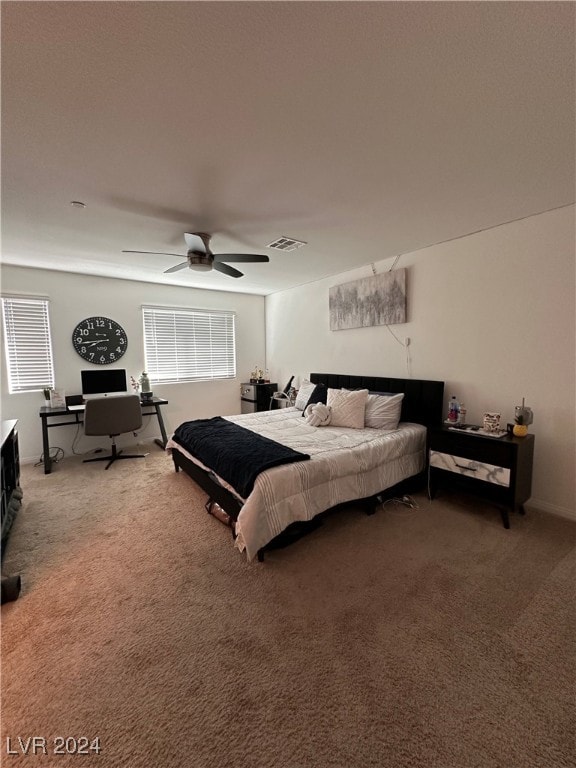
[428, 427, 535, 528]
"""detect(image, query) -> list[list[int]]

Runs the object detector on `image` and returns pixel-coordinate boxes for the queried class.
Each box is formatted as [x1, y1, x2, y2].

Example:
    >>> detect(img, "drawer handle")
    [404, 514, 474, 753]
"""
[455, 462, 477, 471]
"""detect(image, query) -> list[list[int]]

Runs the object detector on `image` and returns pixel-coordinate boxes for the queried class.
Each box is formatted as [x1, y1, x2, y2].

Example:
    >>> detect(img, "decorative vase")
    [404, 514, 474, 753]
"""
[139, 372, 151, 392]
[513, 424, 528, 437]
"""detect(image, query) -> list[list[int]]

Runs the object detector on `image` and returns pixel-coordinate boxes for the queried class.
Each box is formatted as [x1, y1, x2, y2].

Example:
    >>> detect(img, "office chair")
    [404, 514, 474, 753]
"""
[83, 395, 146, 470]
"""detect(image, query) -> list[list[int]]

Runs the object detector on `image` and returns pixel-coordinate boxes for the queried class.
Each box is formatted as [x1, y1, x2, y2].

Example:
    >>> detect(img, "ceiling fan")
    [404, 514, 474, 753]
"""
[122, 232, 269, 278]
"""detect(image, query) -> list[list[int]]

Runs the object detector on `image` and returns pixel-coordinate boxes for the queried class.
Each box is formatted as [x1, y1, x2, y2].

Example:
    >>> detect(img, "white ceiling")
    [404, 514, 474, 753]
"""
[2, 1, 574, 296]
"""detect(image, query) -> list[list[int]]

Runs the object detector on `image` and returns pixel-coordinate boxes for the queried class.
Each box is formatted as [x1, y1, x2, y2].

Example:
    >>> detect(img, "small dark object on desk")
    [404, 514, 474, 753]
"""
[65, 394, 85, 407]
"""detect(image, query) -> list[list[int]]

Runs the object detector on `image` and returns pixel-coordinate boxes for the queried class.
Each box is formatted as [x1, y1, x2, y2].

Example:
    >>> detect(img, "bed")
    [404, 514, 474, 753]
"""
[167, 373, 444, 561]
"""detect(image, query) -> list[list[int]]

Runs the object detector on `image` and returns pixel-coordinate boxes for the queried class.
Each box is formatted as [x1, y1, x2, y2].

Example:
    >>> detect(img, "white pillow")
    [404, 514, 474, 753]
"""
[294, 381, 316, 411]
[327, 388, 368, 428]
[365, 392, 404, 430]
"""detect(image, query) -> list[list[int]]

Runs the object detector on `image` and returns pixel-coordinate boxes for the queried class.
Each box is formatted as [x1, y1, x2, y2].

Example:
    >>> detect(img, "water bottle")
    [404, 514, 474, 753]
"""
[458, 402, 466, 425]
[448, 395, 460, 423]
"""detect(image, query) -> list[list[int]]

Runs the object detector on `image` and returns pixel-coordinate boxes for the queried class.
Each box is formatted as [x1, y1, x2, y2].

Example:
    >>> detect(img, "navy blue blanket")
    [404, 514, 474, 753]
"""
[172, 417, 310, 498]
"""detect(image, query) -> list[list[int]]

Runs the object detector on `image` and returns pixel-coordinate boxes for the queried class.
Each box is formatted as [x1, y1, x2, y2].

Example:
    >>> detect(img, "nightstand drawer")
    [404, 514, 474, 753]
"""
[430, 450, 510, 487]
[430, 432, 514, 467]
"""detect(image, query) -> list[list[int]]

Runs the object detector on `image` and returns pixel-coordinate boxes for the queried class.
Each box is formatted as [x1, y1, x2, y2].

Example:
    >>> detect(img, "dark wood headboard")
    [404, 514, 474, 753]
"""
[309, 373, 445, 429]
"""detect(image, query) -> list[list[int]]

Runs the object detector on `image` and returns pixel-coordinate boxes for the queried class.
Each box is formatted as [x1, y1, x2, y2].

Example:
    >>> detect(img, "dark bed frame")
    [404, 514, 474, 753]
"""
[171, 373, 444, 560]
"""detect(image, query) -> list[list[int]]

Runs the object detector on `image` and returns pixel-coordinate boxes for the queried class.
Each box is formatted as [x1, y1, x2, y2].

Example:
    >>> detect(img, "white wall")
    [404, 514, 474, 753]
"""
[1, 267, 266, 461]
[265, 206, 576, 518]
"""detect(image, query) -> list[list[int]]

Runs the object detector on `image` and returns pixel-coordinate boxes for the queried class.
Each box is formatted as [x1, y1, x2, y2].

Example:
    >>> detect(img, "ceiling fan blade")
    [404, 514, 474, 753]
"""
[213, 261, 243, 278]
[184, 233, 208, 253]
[164, 261, 190, 274]
[213, 254, 269, 263]
[122, 250, 185, 257]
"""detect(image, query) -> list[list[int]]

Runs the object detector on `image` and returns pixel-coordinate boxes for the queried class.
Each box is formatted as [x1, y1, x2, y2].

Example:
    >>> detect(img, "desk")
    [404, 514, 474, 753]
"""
[38, 397, 169, 474]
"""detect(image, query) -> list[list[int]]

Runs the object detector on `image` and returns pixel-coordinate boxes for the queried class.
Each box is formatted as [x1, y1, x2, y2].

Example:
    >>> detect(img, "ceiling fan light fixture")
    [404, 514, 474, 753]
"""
[187, 252, 213, 271]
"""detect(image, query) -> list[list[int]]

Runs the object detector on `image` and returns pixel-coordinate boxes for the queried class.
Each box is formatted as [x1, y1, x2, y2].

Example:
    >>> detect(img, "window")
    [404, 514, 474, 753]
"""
[142, 305, 236, 384]
[1, 296, 55, 393]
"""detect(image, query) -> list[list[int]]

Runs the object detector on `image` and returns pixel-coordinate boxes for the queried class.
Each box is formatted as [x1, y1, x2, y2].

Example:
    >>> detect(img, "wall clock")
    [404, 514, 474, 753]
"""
[72, 317, 128, 365]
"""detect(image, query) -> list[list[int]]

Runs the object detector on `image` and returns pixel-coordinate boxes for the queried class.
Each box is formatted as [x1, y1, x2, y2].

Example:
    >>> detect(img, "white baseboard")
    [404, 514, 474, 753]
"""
[20, 434, 166, 464]
[525, 498, 576, 522]
[21, 455, 40, 466]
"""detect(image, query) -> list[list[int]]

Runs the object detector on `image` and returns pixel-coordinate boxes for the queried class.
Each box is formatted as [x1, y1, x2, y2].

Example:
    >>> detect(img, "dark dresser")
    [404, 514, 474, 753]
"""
[1, 420, 21, 555]
[1, 420, 22, 602]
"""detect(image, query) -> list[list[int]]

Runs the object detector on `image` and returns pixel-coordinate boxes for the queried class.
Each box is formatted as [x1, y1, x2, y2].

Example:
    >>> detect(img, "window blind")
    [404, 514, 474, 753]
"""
[142, 306, 236, 384]
[1, 296, 55, 393]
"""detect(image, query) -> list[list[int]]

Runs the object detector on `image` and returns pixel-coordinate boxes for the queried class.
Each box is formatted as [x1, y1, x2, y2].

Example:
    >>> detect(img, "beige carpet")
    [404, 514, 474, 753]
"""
[1, 447, 574, 768]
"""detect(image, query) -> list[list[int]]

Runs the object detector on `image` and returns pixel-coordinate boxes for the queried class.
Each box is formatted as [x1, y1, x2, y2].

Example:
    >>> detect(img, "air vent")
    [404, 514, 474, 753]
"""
[267, 236, 307, 251]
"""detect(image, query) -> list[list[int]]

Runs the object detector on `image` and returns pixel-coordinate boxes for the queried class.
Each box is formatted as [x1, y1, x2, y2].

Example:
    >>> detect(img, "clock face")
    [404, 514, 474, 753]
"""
[72, 317, 128, 365]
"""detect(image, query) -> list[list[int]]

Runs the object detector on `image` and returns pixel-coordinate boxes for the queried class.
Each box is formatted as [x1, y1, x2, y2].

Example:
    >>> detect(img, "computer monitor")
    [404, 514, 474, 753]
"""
[81, 368, 127, 398]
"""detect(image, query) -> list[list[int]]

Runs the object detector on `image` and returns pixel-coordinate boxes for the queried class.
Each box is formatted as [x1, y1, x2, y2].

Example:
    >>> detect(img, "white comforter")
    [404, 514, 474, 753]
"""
[168, 407, 426, 561]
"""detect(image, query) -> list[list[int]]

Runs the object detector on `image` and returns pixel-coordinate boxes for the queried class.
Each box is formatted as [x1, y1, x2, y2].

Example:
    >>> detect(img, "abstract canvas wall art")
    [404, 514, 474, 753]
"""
[329, 269, 406, 331]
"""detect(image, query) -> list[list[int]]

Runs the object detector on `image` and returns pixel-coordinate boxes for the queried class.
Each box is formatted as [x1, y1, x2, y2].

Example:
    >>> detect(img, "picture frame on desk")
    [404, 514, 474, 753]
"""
[50, 388, 66, 408]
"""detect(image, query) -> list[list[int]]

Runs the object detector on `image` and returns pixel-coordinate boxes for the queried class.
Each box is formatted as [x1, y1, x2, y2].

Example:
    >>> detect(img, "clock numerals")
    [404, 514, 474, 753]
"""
[72, 317, 127, 365]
